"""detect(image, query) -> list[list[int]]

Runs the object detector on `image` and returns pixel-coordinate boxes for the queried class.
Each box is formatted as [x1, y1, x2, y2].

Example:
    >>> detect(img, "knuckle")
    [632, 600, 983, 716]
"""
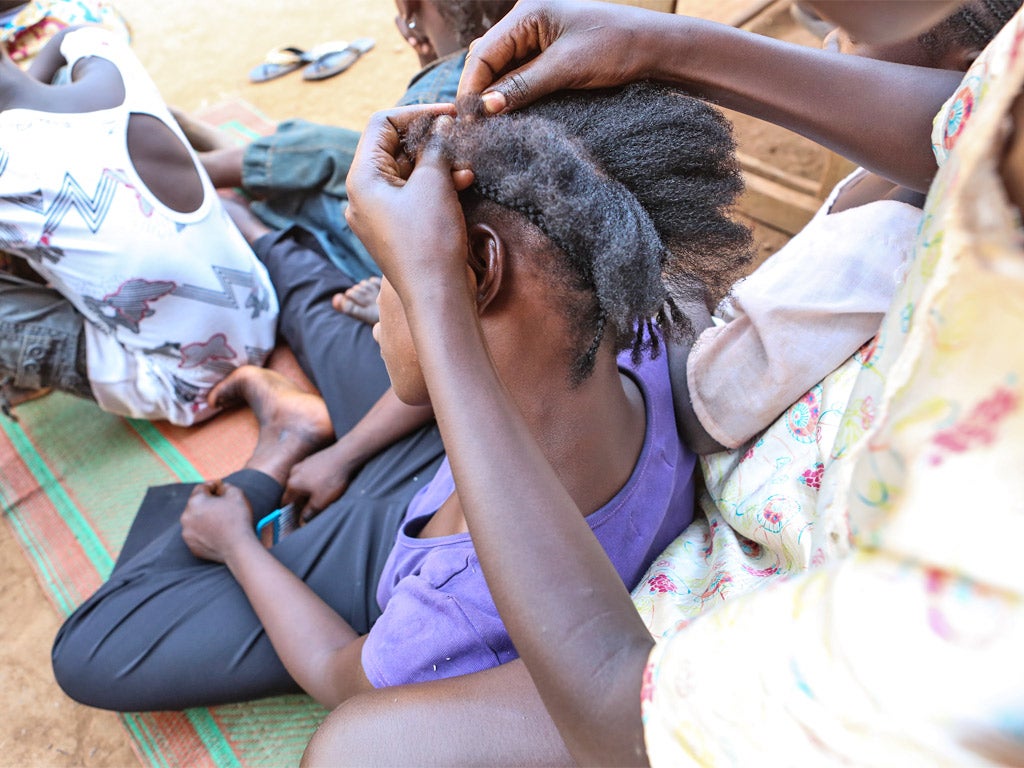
[506, 72, 531, 105]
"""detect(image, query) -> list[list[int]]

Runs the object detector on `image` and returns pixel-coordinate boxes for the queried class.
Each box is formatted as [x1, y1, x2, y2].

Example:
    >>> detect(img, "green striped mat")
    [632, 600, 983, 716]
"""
[0, 392, 325, 767]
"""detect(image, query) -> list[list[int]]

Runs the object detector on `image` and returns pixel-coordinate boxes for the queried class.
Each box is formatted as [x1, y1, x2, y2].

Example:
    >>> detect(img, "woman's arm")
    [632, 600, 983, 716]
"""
[302, 660, 572, 767]
[665, 300, 727, 454]
[458, 0, 962, 192]
[346, 106, 654, 765]
[397, 243, 653, 765]
[180, 481, 371, 708]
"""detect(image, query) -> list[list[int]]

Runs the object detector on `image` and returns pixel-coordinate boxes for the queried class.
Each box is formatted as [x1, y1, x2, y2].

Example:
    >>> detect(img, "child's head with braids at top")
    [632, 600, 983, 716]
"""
[402, 81, 753, 385]
[821, 0, 1022, 69]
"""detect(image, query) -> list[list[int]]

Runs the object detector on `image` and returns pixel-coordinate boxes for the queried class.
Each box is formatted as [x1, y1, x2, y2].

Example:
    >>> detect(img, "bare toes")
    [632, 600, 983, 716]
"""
[333, 278, 381, 326]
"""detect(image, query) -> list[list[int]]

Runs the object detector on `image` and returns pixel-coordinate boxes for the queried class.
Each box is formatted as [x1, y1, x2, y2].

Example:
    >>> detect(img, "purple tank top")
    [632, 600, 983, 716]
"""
[361, 344, 696, 687]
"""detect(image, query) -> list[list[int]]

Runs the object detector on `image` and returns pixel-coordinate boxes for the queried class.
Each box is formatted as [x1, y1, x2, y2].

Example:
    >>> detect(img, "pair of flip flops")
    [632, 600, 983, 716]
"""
[248, 38, 375, 83]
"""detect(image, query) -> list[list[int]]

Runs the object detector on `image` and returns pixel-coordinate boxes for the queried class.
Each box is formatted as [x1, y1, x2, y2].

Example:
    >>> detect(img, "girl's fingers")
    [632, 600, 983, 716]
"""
[301, 504, 321, 524]
[190, 479, 222, 499]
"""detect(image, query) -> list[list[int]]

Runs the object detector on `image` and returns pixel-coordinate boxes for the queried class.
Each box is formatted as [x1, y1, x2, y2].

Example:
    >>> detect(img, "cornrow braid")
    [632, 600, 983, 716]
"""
[577, 314, 608, 386]
[402, 82, 753, 385]
[471, 179, 593, 286]
[957, 0, 1020, 44]
[961, 4, 991, 40]
[995, 0, 1021, 20]
[919, 0, 1022, 56]
[977, 0, 1020, 33]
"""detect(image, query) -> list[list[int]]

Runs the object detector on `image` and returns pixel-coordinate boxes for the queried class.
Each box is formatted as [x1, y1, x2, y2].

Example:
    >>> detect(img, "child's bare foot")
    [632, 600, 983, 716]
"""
[332, 276, 381, 325]
[210, 366, 333, 485]
[220, 195, 272, 245]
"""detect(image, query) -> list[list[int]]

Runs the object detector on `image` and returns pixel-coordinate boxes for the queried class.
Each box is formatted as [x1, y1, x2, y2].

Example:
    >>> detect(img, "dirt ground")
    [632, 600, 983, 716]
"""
[0, 1, 820, 766]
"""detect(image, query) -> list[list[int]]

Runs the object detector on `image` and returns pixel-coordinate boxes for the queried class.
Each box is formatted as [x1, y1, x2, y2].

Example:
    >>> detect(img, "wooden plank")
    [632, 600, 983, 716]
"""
[738, 171, 820, 235]
[609, 0, 676, 13]
[737, 151, 819, 195]
[816, 152, 858, 197]
[674, 0, 773, 25]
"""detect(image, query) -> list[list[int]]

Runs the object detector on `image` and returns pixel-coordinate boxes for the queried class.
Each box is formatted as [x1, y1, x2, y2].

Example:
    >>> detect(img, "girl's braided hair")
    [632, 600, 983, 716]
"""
[919, 0, 1022, 56]
[403, 81, 753, 384]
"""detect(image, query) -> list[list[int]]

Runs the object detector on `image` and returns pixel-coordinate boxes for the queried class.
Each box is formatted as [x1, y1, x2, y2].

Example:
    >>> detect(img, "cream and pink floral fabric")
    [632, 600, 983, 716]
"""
[1, 1, 129, 65]
[637, 9, 1024, 763]
[632, 348, 864, 638]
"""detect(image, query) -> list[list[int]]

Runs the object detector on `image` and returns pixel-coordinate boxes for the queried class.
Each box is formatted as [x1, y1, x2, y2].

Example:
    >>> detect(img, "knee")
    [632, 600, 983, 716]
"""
[51, 613, 106, 708]
[51, 607, 131, 711]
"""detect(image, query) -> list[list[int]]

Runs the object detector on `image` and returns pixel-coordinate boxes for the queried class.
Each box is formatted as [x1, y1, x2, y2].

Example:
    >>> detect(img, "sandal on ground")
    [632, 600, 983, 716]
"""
[248, 41, 350, 83]
[302, 37, 375, 81]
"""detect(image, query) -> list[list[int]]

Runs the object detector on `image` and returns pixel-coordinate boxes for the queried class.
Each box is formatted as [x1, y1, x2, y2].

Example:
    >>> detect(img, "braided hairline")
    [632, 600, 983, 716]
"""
[473, 176, 684, 382]
[472, 173, 668, 384]
[471, 179, 596, 288]
[403, 83, 751, 385]
[923, 0, 1023, 51]
[472, 177, 610, 382]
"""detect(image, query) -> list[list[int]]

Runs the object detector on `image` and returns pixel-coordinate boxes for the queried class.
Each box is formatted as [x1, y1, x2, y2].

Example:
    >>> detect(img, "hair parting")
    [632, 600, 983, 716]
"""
[403, 82, 754, 384]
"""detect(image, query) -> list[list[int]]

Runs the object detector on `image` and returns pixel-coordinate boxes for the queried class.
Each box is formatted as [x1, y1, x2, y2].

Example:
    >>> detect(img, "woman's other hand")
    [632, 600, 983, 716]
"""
[457, 0, 656, 113]
[180, 480, 257, 564]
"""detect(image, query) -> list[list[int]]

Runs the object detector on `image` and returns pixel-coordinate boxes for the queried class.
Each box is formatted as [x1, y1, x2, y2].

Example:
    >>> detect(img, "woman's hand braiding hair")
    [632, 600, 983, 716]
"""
[457, 0, 659, 114]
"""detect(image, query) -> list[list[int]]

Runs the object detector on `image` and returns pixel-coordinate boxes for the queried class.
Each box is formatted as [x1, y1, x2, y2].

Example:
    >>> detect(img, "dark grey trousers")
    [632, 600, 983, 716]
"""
[51, 229, 444, 711]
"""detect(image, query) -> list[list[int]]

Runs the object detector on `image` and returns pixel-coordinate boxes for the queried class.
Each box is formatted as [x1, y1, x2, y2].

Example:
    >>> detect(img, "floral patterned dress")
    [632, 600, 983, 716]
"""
[0, 1, 129, 66]
[637, 9, 1024, 764]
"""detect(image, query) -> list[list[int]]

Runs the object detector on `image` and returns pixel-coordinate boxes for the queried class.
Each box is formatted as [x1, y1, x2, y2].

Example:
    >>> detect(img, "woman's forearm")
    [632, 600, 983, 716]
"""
[224, 537, 363, 707]
[640, 15, 961, 192]
[403, 293, 653, 765]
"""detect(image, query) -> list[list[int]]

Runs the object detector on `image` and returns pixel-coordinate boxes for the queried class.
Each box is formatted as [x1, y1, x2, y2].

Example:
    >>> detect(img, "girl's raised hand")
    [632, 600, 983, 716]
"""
[457, 0, 655, 114]
[345, 104, 473, 303]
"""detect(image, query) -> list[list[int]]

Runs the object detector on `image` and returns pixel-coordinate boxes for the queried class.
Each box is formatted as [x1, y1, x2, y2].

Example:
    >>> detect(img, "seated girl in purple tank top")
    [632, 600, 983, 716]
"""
[176, 82, 753, 707]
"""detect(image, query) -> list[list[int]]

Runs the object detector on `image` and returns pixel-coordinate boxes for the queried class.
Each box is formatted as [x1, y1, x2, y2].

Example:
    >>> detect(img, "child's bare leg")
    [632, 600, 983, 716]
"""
[331, 277, 381, 326]
[200, 147, 246, 189]
[170, 107, 238, 152]
[220, 195, 272, 245]
[209, 366, 333, 486]
[169, 106, 246, 188]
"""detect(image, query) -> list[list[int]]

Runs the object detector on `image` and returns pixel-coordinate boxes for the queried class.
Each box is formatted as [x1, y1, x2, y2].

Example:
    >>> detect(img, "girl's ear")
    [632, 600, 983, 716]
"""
[467, 222, 504, 313]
